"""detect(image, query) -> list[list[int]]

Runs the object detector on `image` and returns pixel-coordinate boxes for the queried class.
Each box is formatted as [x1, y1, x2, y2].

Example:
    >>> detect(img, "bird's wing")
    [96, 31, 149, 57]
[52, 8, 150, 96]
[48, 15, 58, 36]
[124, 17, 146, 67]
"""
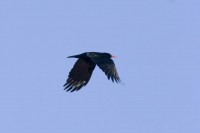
[63, 58, 96, 92]
[89, 57, 121, 83]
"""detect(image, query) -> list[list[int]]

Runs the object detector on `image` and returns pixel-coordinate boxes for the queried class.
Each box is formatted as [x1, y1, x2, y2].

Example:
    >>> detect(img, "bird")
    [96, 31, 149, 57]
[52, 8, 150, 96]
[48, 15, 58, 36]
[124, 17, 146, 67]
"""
[63, 52, 121, 92]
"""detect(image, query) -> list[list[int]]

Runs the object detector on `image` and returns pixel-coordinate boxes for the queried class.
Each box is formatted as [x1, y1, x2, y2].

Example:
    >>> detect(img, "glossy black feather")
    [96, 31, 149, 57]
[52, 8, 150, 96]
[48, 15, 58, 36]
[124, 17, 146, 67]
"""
[63, 52, 121, 92]
[87, 54, 121, 83]
[63, 57, 96, 92]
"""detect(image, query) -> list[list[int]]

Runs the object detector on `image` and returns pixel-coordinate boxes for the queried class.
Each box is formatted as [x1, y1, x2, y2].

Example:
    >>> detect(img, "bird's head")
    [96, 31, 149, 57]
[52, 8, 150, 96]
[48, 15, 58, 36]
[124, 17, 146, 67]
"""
[103, 53, 117, 58]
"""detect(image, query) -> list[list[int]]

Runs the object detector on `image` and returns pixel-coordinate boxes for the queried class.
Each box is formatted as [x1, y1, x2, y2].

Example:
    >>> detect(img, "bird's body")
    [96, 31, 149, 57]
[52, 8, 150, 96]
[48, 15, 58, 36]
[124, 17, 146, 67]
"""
[63, 52, 121, 92]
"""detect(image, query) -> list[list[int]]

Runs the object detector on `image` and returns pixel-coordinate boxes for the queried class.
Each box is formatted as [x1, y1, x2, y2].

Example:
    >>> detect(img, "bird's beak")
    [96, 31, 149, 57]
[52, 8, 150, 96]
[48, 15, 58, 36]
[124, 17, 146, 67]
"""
[112, 55, 117, 58]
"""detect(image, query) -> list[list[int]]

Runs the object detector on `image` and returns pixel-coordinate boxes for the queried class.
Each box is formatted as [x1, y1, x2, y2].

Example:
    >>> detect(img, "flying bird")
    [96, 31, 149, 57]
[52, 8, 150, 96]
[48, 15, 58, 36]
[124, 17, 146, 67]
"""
[63, 52, 121, 92]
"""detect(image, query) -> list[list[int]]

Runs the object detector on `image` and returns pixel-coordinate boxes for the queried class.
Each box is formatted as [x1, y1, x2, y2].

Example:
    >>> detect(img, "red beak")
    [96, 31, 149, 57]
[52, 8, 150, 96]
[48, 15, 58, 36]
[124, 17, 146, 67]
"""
[112, 55, 117, 58]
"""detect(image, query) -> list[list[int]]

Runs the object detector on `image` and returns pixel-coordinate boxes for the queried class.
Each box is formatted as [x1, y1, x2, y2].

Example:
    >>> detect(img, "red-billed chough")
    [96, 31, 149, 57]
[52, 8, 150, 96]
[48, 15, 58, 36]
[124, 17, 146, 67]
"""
[63, 52, 121, 92]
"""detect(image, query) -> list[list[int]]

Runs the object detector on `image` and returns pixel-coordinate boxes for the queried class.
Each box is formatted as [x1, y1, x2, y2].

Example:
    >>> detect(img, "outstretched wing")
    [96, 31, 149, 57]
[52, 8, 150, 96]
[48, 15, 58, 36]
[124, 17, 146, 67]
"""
[89, 56, 121, 83]
[63, 58, 96, 92]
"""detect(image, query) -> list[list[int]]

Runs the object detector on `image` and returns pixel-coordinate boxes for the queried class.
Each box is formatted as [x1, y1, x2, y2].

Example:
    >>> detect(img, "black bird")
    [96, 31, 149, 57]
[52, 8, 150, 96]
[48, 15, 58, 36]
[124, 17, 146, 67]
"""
[63, 52, 121, 92]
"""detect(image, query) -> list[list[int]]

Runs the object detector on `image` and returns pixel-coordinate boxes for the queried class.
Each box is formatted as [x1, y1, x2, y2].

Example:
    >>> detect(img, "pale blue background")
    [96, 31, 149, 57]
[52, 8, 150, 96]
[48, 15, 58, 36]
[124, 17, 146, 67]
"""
[0, 0, 200, 133]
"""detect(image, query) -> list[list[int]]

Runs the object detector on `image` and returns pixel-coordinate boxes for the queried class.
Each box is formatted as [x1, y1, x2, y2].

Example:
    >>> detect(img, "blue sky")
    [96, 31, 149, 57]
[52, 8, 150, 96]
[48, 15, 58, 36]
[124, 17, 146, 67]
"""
[0, 0, 200, 133]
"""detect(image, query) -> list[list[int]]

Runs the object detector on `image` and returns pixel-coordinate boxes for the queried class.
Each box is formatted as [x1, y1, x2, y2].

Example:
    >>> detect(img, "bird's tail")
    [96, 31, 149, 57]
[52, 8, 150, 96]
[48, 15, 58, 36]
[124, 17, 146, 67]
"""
[67, 55, 76, 58]
[67, 55, 80, 58]
[67, 53, 84, 58]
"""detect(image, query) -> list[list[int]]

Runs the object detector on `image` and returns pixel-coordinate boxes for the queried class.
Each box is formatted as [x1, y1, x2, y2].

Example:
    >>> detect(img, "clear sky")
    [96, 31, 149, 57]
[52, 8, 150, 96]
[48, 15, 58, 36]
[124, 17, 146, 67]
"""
[0, 0, 200, 133]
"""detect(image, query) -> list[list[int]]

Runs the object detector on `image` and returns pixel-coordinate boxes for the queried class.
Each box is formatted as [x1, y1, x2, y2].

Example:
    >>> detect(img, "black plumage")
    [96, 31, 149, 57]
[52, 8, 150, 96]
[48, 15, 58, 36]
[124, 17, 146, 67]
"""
[63, 52, 121, 92]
